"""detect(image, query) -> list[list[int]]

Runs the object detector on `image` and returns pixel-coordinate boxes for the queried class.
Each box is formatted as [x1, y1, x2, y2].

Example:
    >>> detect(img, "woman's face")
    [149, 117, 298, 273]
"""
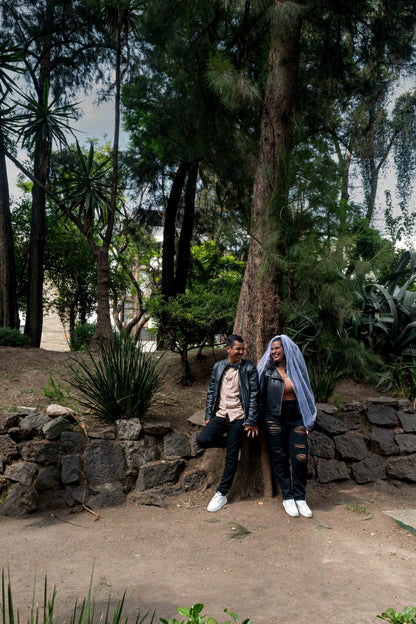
[270, 340, 285, 365]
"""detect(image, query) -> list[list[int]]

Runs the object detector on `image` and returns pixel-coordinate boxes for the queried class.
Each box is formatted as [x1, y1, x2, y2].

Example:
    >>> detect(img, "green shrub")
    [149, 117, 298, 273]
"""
[67, 330, 164, 422]
[161, 603, 252, 624]
[70, 323, 96, 351]
[0, 327, 31, 347]
[378, 606, 416, 623]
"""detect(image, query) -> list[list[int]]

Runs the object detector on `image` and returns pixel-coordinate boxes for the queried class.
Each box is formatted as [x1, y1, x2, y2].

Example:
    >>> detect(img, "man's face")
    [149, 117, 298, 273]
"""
[227, 340, 245, 364]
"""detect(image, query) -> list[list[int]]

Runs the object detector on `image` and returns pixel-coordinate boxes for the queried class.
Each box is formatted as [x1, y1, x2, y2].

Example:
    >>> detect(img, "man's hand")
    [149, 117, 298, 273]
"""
[244, 424, 258, 438]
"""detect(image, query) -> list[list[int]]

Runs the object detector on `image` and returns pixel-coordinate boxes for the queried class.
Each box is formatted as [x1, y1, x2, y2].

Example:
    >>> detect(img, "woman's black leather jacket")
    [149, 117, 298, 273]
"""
[259, 366, 300, 418]
[205, 358, 259, 426]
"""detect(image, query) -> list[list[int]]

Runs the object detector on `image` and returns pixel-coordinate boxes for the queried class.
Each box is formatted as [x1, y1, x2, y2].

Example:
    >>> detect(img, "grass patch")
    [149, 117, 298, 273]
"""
[1, 568, 252, 624]
[331, 396, 349, 407]
[343, 502, 369, 514]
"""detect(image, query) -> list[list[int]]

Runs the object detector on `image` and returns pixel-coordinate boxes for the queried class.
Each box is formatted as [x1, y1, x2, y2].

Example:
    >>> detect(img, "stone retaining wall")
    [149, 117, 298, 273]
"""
[0, 405, 204, 516]
[309, 396, 416, 484]
[1, 396, 416, 516]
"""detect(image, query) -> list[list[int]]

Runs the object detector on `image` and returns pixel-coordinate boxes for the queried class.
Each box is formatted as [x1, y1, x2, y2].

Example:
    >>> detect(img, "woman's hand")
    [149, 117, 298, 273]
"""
[244, 424, 259, 438]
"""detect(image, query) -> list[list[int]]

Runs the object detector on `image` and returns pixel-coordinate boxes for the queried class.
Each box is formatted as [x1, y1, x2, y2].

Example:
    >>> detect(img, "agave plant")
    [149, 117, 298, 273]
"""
[289, 310, 384, 399]
[67, 331, 164, 422]
[357, 250, 416, 357]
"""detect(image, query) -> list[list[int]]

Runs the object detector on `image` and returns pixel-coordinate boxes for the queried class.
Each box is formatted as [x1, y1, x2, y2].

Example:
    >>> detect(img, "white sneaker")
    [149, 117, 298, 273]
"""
[296, 500, 313, 518]
[207, 491, 228, 512]
[283, 499, 299, 517]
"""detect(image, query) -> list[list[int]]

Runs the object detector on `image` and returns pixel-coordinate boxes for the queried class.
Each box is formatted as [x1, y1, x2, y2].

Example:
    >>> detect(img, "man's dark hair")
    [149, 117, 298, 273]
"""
[226, 334, 244, 347]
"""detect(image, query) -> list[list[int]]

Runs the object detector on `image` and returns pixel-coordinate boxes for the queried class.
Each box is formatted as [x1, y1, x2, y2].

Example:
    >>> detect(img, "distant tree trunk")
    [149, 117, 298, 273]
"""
[175, 160, 198, 295]
[24, 0, 54, 347]
[234, 0, 302, 364]
[68, 303, 76, 340]
[0, 138, 18, 328]
[363, 105, 378, 223]
[25, 139, 48, 346]
[92, 245, 113, 343]
[92, 10, 122, 344]
[161, 162, 189, 298]
[362, 103, 388, 224]
[365, 154, 379, 223]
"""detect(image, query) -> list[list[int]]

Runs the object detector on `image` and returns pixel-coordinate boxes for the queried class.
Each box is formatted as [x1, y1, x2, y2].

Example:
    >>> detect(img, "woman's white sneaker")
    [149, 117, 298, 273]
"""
[207, 491, 227, 512]
[296, 500, 313, 517]
[283, 499, 299, 517]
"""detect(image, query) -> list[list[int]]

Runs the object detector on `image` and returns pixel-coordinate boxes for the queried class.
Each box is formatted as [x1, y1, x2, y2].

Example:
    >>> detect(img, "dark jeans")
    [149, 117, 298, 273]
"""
[197, 416, 245, 496]
[265, 401, 308, 500]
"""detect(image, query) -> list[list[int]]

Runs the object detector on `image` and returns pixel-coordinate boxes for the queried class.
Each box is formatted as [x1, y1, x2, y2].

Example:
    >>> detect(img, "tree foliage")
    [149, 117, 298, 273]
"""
[151, 242, 244, 383]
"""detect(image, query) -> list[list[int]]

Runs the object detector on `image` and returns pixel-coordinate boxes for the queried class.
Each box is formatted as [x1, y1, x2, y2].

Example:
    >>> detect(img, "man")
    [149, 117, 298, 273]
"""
[197, 334, 259, 512]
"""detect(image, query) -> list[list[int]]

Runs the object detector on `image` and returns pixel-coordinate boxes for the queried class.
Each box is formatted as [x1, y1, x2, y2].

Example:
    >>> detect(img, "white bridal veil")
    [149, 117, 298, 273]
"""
[257, 334, 317, 430]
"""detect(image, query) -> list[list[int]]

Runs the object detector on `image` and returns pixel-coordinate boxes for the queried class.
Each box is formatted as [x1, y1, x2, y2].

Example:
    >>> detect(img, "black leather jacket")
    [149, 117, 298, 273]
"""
[205, 359, 259, 426]
[259, 367, 300, 418]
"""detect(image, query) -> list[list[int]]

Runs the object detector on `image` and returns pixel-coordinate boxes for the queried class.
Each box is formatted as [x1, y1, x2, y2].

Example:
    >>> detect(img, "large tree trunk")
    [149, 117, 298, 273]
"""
[0, 138, 18, 329]
[161, 162, 189, 299]
[234, 0, 302, 364]
[175, 160, 198, 295]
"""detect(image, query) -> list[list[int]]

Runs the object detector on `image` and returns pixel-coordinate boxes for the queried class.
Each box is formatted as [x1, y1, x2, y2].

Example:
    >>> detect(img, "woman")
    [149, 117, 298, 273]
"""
[257, 335, 316, 518]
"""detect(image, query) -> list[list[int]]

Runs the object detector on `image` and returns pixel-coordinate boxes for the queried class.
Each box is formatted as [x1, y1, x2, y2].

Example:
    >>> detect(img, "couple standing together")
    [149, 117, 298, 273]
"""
[197, 334, 316, 518]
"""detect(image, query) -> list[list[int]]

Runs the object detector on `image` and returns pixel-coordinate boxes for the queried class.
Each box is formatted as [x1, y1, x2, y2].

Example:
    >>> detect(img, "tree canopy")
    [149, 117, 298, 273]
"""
[1, 0, 416, 389]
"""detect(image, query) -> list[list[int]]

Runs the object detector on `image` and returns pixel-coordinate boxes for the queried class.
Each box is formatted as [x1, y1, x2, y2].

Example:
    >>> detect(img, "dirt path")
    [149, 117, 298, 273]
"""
[1, 481, 416, 624]
[1, 347, 415, 623]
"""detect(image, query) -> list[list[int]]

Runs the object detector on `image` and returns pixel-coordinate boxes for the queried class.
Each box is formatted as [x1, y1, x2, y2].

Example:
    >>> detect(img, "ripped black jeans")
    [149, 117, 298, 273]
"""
[265, 401, 308, 500]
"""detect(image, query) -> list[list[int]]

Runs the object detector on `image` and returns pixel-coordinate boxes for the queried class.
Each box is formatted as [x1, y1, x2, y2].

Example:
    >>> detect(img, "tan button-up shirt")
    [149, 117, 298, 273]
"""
[216, 366, 244, 422]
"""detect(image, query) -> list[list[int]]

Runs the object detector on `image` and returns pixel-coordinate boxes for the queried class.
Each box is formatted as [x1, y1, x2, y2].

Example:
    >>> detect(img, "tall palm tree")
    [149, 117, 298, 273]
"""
[81, 0, 142, 342]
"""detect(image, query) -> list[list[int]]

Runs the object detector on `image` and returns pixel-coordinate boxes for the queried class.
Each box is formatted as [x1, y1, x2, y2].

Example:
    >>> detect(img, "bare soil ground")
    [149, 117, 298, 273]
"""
[1, 347, 416, 624]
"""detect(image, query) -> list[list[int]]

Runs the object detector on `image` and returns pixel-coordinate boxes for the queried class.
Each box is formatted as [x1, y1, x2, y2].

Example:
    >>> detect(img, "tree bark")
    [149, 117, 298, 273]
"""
[0, 137, 18, 329]
[161, 162, 189, 299]
[92, 245, 113, 343]
[234, 0, 302, 364]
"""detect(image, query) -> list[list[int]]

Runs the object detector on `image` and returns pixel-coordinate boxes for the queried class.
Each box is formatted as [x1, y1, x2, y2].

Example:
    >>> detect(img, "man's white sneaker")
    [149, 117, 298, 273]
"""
[283, 498, 299, 517]
[207, 491, 228, 512]
[296, 500, 313, 517]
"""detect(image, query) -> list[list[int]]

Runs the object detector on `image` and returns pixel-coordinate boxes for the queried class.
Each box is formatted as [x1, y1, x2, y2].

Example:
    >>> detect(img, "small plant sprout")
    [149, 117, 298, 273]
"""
[229, 524, 252, 540]
[42, 372, 71, 405]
